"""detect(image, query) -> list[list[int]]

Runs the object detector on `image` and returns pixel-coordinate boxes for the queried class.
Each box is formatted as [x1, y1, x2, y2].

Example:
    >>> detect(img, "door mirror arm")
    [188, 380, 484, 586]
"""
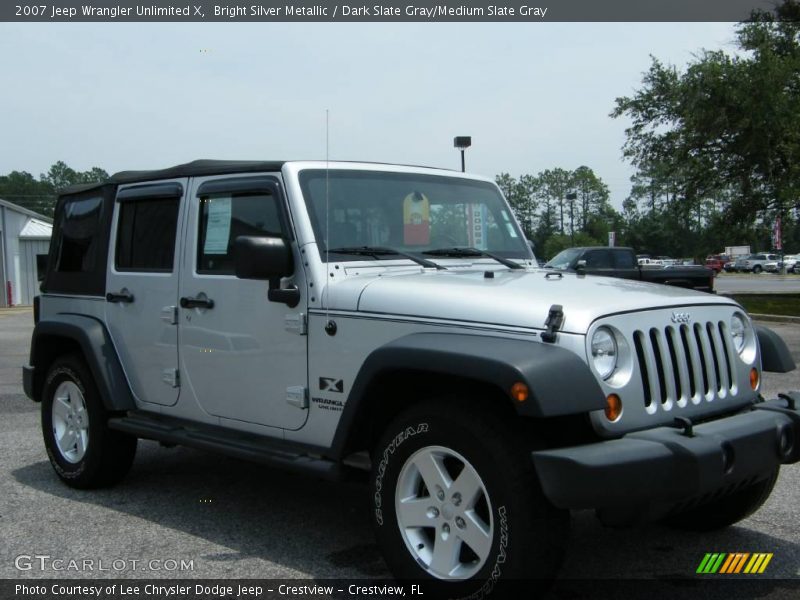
[268, 278, 300, 308]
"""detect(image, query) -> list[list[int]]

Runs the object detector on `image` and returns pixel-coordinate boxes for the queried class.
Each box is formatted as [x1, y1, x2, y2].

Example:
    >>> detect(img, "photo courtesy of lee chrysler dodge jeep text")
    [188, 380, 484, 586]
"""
[22, 160, 800, 594]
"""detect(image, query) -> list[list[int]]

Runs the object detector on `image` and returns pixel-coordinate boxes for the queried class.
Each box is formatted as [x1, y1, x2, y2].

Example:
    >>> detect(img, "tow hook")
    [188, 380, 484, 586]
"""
[673, 416, 695, 438]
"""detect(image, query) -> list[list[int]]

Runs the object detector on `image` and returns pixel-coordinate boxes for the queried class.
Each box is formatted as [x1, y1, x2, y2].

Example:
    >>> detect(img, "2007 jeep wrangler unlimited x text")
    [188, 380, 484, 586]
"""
[23, 160, 800, 592]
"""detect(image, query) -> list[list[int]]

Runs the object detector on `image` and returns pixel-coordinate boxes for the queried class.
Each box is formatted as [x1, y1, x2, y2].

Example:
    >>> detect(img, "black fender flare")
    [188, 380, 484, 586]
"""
[756, 324, 796, 373]
[330, 332, 606, 457]
[27, 314, 135, 411]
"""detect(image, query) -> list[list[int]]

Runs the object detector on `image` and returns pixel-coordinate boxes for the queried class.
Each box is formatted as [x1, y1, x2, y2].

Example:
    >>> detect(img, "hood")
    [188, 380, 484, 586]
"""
[325, 267, 734, 334]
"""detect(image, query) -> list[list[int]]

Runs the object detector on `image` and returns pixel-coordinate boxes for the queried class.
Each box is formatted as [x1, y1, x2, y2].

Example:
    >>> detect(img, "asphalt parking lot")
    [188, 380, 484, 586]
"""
[1, 308, 798, 590]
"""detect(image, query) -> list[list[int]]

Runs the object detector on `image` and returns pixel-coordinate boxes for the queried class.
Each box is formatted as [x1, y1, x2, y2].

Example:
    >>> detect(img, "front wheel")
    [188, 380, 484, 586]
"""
[370, 400, 568, 595]
[753, 265, 763, 274]
[41, 354, 137, 489]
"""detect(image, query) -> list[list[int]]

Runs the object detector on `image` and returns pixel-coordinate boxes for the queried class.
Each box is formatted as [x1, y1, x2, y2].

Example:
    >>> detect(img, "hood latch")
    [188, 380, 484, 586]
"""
[541, 304, 564, 343]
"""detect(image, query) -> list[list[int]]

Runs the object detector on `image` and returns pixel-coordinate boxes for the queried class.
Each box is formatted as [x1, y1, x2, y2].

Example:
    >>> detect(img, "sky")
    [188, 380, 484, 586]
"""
[0, 22, 739, 208]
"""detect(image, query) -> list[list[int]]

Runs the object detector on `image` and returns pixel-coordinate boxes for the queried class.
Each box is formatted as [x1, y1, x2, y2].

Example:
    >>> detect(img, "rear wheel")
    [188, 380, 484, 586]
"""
[370, 400, 568, 595]
[41, 354, 137, 489]
[663, 469, 778, 531]
[753, 265, 763, 274]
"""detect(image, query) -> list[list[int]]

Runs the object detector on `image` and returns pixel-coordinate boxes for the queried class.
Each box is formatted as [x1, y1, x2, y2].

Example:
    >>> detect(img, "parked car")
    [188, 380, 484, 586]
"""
[705, 255, 731, 273]
[731, 253, 779, 274]
[546, 246, 714, 293]
[781, 254, 798, 273]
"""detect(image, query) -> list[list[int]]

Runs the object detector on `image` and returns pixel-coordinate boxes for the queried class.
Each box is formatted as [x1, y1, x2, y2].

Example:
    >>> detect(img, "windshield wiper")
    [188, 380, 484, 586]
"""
[422, 247, 524, 270]
[328, 246, 445, 270]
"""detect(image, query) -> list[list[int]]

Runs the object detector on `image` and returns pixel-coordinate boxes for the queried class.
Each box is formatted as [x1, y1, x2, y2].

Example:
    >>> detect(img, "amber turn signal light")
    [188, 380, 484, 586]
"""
[511, 382, 529, 402]
[750, 368, 760, 391]
[605, 394, 622, 421]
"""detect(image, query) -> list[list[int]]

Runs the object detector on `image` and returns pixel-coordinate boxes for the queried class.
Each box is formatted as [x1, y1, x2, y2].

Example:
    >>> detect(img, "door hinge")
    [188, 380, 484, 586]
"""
[285, 313, 307, 335]
[286, 386, 308, 409]
[161, 305, 178, 325]
[162, 368, 180, 388]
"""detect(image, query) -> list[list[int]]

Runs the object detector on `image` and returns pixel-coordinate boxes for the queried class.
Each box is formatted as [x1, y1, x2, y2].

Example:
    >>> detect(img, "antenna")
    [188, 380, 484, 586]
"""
[325, 109, 332, 330]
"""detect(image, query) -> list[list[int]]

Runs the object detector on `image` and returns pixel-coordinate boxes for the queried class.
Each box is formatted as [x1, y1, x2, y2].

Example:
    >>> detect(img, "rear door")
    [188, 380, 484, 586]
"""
[105, 180, 186, 407]
[177, 174, 308, 430]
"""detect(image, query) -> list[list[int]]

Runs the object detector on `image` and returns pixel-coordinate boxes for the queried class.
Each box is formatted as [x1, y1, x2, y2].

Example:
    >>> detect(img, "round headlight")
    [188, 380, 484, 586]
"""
[591, 327, 618, 380]
[730, 314, 747, 354]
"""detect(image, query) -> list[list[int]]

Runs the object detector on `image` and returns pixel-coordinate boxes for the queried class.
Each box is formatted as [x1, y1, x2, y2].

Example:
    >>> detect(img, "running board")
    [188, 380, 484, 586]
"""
[108, 414, 344, 481]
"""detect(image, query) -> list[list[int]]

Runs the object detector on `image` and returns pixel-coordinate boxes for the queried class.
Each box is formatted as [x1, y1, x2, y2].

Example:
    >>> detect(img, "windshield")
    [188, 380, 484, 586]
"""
[545, 248, 583, 269]
[298, 169, 530, 261]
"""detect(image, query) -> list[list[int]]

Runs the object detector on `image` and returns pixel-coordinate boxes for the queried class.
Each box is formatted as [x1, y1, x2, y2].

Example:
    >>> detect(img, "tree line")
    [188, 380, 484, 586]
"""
[0, 161, 108, 218]
[498, 1, 800, 260]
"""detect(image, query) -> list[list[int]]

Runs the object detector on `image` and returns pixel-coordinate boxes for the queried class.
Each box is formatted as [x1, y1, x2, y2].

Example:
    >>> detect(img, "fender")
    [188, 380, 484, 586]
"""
[330, 332, 606, 456]
[25, 314, 135, 411]
[756, 324, 796, 373]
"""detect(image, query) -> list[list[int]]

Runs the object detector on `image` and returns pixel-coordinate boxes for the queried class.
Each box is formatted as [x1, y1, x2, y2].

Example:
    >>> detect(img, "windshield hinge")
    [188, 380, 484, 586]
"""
[285, 313, 307, 335]
[541, 304, 564, 344]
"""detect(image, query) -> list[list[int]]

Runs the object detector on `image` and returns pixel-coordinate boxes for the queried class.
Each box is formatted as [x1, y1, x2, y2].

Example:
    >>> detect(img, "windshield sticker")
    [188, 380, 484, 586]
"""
[403, 191, 430, 245]
[203, 196, 232, 255]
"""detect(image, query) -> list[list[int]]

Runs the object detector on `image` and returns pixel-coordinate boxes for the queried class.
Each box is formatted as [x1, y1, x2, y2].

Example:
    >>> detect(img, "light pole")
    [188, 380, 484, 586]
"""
[453, 136, 471, 172]
[566, 191, 577, 244]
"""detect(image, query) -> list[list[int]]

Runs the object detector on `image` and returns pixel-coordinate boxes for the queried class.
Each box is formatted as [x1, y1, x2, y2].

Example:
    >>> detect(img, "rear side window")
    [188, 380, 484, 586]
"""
[585, 250, 613, 268]
[116, 198, 180, 272]
[43, 184, 115, 296]
[55, 195, 103, 273]
[613, 251, 636, 268]
[197, 191, 283, 275]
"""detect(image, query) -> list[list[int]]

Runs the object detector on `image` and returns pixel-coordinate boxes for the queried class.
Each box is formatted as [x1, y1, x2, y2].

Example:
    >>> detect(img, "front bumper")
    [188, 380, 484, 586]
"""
[532, 394, 799, 515]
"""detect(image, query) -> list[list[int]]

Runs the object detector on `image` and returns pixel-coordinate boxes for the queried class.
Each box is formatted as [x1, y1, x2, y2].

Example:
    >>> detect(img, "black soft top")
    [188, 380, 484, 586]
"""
[61, 160, 287, 194]
[111, 159, 286, 184]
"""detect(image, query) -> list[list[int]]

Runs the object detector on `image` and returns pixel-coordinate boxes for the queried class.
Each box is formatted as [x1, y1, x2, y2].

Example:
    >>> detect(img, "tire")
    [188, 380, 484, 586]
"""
[41, 354, 137, 489]
[663, 469, 778, 532]
[753, 265, 763, 274]
[370, 399, 569, 596]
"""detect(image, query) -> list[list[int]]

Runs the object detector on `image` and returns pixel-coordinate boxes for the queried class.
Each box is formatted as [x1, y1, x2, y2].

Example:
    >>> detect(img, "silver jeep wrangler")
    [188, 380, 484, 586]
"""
[23, 160, 799, 591]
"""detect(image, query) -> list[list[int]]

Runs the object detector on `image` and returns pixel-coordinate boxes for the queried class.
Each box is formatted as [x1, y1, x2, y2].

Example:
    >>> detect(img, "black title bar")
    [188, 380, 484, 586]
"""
[2, 1, 778, 22]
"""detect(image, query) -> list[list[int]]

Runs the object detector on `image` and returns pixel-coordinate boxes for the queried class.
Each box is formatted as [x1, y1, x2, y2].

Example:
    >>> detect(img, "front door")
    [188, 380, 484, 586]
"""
[178, 174, 308, 430]
[105, 180, 186, 406]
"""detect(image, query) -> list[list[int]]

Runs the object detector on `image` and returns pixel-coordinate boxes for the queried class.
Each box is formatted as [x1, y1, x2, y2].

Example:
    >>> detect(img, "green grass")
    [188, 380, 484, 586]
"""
[730, 294, 800, 317]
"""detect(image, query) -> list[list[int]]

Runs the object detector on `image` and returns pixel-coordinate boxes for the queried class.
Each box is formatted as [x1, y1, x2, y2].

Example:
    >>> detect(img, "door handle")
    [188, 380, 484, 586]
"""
[106, 290, 135, 303]
[180, 296, 215, 309]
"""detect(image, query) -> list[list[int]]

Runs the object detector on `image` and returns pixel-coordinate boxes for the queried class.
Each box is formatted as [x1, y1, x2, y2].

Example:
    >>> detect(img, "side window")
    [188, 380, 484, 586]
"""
[613, 251, 636, 269]
[115, 197, 180, 272]
[43, 184, 114, 296]
[197, 191, 283, 275]
[585, 250, 612, 268]
[55, 195, 103, 273]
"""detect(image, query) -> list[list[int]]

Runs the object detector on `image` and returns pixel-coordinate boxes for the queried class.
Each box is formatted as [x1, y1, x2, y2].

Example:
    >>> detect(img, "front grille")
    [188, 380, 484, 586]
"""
[632, 321, 736, 413]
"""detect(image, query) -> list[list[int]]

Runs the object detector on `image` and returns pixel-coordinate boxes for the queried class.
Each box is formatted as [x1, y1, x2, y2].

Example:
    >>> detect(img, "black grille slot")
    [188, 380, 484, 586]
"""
[634, 331, 652, 408]
[665, 327, 683, 403]
[718, 321, 734, 387]
[694, 323, 710, 395]
[649, 328, 668, 405]
[707, 322, 722, 393]
[680, 324, 697, 399]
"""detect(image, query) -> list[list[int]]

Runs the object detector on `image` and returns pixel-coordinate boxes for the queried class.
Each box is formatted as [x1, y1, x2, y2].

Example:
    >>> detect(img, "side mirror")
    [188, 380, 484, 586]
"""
[234, 236, 293, 280]
[576, 259, 588, 270]
[234, 236, 300, 307]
